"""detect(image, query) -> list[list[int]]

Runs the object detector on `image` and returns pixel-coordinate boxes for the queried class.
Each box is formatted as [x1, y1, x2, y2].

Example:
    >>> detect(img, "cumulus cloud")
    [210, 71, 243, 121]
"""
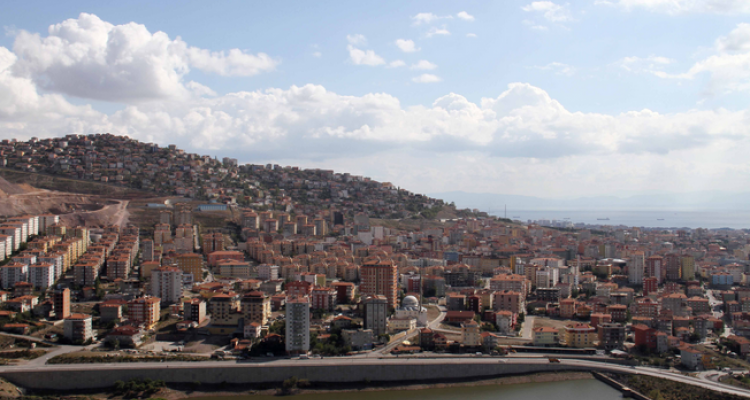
[457, 11, 475, 21]
[388, 60, 406, 68]
[411, 60, 438, 70]
[466, 33, 478, 38]
[395, 39, 419, 53]
[346, 34, 367, 45]
[412, 13, 452, 26]
[615, 55, 673, 73]
[9, 13, 277, 102]
[412, 74, 442, 83]
[523, 20, 549, 31]
[347, 45, 385, 66]
[643, 24, 750, 95]
[595, 0, 750, 14]
[4, 14, 750, 196]
[426, 26, 451, 37]
[522, 1, 573, 22]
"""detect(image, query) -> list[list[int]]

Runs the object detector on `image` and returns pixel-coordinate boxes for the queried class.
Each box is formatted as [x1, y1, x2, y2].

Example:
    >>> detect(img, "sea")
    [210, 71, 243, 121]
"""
[188, 378, 622, 400]
[497, 209, 750, 230]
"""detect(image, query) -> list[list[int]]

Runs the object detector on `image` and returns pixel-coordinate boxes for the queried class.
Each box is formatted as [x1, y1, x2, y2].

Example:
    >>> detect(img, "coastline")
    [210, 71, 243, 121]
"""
[173, 371, 594, 399]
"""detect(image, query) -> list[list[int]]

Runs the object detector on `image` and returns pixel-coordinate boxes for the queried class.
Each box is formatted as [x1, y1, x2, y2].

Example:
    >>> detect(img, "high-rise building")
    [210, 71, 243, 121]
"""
[241, 291, 270, 326]
[285, 296, 310, 354]
[360, 260, 398, 309]
[201, 233, 224, 255]
[364, 295, 388, 336]
[643, 277, 658, 296]
[628, 252, 645, 285]
[29, 263, 55, 289]
[53, 288, 70, 320]
[128, 296, 161, 330]
[1, 263, 27, 290]
[183, 298, 206, 324]
[175, 204, 192, 226]
[665, 253, 681, 281]
[63, 313, 92, 343]
[151, 266, 183, 304]
[681, 255, 695, 281]
[645, 256, 663, 284]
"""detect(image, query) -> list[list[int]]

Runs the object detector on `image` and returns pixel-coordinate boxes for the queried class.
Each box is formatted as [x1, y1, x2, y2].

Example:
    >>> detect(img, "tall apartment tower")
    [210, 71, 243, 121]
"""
[151, 266, 183, 304]
[364, 295, 388, 336]
[628, 252, 645, 285]
[53, 288, 70, 320]
[360, 260, 398, 309]
[681, 255, 696, 281]
[201, 233, 224, 255]
[285, 296, 310, 355]
[645, 256, 664, 284]
[175, 204, 192, 226]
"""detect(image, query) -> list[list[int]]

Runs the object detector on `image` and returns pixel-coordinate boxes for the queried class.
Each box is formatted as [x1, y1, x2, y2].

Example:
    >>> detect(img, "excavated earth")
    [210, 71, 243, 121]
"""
[0, 176, 130, 227]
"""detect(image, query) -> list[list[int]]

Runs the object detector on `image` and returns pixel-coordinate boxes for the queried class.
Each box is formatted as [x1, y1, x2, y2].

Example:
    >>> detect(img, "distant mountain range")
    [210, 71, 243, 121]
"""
[431, 190, 750, 212]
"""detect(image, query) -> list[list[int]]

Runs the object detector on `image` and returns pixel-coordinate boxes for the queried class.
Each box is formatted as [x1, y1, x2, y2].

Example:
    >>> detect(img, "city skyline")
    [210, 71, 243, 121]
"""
[2, 1, 750, 197]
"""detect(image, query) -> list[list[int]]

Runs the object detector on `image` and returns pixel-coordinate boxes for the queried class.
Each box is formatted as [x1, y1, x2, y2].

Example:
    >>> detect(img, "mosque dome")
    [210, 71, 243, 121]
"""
[402, 295, 419, 307]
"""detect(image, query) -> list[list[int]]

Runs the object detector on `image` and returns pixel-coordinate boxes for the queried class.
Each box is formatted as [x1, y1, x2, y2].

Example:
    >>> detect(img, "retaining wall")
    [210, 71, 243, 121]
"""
[0, 361, 612, 391]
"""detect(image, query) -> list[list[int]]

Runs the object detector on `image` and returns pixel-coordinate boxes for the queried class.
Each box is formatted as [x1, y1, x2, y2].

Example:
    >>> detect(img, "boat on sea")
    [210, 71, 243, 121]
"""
[657, 219, 665, 221]
[597, 218, 610, 221]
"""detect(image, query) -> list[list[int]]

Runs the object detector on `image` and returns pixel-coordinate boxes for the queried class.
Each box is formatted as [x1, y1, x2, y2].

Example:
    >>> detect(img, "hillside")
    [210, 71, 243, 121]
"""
[0, 134, 486, 223]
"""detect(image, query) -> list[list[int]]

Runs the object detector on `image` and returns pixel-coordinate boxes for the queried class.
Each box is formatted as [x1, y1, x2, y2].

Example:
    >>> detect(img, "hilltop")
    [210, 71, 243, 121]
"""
[0, 134, 487, 225]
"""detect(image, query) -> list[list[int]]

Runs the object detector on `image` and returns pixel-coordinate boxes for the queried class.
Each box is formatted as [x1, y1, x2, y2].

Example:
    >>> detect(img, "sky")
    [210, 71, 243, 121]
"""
[2, 1, 750, 199]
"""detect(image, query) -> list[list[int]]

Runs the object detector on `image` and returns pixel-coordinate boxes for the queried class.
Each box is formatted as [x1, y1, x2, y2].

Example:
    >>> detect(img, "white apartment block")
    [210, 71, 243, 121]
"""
[0, 227, 21, 251]
[285, 296, 310, 354]
[1, 263, 28, 289]
[29, 263, 55, 289]
[151, 267, 183, 304]
[258, 264, 279, 281]
[628, 253, 645, 285]
[38, 255, 64, 279]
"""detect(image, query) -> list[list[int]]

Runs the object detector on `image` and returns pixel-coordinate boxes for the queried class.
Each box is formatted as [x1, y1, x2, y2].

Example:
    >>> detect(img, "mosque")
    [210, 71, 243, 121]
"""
[394, 295, 428, 327]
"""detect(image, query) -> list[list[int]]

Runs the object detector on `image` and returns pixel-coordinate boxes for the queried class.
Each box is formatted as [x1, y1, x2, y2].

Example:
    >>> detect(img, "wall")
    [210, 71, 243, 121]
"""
[0, 361, 615, 391]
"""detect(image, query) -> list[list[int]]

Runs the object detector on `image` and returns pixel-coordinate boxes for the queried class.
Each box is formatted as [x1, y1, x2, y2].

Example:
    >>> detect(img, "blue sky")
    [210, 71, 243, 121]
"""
[1, 1, 750, 198]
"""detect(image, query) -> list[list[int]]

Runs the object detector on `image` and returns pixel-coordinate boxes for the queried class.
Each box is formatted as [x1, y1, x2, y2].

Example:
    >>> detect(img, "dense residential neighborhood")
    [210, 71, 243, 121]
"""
[0, 135, 747, 399]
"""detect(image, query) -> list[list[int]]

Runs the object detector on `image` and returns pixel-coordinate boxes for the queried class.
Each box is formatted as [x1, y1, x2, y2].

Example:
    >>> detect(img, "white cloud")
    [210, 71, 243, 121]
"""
[388, 60, 406, 68]
[522, 1, 573, 22]
[9, 13, 278, 102]
[466, 33, 478, 38]
[457, 11, 475, 21]
[523, 19, 549, 31]
[412, 13, 452, 26]
[615, 55, 673, 73]
[313, 52, 322, 58]
[641, 24, 750, 95]
[595, 0, 750, 14]
[716, 23, 750, 52]
[411, 60, 438, 70]
[412, 74, 442, 83]
[426, 26, 451, 37]
[395, 39, 419, 53]
[6, 14, 750, 197]
[347, 45, 385, 66]
[532, 62, 576, 76]
[346, 34, 367, 45]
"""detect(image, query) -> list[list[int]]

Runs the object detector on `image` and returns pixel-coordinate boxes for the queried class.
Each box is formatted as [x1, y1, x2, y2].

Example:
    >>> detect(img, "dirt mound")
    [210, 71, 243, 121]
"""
[0, 176, 30, 197]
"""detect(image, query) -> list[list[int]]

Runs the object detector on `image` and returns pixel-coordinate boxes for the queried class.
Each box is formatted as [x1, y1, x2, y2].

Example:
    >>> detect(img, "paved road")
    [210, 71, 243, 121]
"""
[1, 356, 749, 398]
